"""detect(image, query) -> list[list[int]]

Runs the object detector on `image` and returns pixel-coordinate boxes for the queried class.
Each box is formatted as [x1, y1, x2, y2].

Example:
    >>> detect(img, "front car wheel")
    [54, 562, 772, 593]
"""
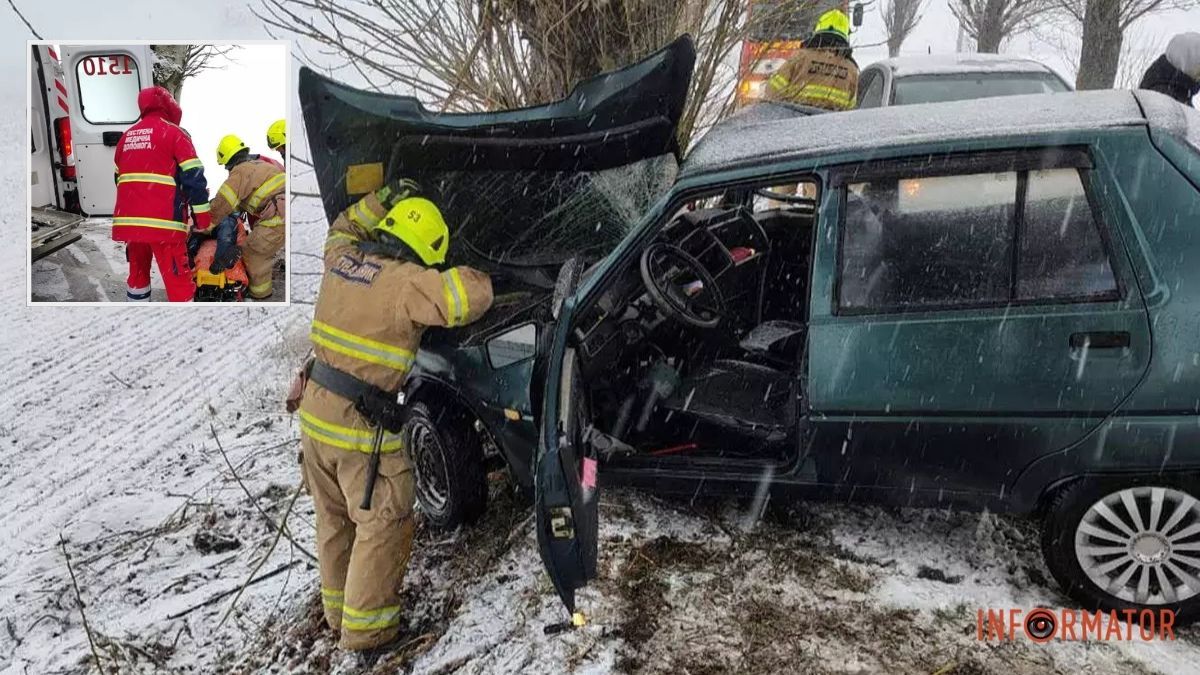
[404, 401, 487, 530]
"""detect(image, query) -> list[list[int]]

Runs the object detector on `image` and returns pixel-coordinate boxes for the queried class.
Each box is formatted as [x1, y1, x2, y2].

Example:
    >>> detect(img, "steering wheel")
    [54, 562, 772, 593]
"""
[639, 242, 726, 329]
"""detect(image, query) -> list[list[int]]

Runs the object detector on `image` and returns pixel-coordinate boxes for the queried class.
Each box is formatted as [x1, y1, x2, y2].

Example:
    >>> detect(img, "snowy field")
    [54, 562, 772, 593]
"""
[6, 111, 1200, 675]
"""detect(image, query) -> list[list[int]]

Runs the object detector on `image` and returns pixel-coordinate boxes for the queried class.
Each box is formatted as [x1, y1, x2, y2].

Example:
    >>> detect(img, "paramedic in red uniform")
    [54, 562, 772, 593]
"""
[112, 86, 212, 302]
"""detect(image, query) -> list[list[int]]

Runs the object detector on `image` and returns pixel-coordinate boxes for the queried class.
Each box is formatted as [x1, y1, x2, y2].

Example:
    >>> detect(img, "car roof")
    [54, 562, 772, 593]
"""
[681, 89, 1151, 179]
[866, 53, 1056, 77]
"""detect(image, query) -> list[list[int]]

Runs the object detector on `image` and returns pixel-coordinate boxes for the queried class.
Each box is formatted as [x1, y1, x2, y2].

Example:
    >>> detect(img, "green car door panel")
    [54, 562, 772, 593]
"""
[805, 145, 1154, 497]
[1095, 133, 1200, 414]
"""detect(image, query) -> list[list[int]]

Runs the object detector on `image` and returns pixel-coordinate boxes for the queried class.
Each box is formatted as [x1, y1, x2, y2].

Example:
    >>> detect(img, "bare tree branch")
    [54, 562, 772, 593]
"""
[881, 0, 926, 56]
[151, 44, 242, 99]
[950, 0, 1055, 52]
[7, 0, 40, 38]
[259, 0, 821, 149]
[60, 535, 106, 674]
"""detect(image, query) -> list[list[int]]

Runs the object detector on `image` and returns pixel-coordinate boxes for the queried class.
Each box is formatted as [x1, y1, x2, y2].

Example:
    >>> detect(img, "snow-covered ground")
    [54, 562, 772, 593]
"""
[31, 218, 161, 302]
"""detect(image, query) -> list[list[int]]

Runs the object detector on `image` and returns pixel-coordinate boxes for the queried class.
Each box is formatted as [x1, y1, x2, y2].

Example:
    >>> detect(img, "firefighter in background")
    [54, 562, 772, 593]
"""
[766, 9, 859, 110]
[296, 179, 492, 651]
[267, 118, 287, 164]
[113, 86, 211, 302]
[206, 135, 286, 299]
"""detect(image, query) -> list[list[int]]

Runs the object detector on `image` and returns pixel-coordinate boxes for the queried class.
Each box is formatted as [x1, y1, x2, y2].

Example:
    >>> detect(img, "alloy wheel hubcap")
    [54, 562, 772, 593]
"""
[1075, 486, 1200, 605]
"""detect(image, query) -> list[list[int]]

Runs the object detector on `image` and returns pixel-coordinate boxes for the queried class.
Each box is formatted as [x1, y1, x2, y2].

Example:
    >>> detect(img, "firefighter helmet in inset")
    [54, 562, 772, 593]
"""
[216, 134, 247, 166]
[266, 119, 286, 151]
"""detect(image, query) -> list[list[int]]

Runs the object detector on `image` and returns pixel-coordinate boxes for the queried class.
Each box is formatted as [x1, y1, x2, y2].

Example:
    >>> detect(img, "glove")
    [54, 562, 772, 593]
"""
[375, 178, 422, 210]
[211, 245, 241, 274]
[186, 232, 204, 267]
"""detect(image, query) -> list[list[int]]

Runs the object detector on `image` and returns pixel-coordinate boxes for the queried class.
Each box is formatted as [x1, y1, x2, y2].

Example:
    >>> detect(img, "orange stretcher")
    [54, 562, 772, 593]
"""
[193, 215, 250, 302]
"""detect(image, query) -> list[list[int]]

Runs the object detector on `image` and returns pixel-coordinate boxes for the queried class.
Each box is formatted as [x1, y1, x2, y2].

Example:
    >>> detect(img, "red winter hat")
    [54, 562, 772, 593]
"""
[137, 86, 182, 125]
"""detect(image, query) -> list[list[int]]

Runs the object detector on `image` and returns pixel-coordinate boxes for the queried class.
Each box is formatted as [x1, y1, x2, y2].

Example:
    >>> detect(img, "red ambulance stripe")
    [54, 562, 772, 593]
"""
[47, 47, 58, 60]
[55, 80, 67, 96]
[58, 98, 69, 113]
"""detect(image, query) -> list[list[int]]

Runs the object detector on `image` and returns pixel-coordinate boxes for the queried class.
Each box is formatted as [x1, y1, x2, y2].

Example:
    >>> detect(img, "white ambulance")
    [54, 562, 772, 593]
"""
[30, 44, 154, 260]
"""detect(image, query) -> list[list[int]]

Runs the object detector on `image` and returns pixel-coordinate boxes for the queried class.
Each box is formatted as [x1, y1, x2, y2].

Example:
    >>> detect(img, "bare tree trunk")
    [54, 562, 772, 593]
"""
[976, 0, 1007, 52]
[1075, 0, 1123, 89]
[151, 45, 189, 99]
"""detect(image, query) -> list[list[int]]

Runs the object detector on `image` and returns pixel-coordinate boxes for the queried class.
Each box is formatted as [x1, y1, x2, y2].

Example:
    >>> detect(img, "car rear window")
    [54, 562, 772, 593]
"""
[838, 157, 1119, 314]
[893, 72, 1069, 105]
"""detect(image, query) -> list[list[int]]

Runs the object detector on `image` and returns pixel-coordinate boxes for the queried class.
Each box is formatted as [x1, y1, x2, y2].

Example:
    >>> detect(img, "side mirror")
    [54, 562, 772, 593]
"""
[487, 323, 538, 369]
[852, 3, 864, 28]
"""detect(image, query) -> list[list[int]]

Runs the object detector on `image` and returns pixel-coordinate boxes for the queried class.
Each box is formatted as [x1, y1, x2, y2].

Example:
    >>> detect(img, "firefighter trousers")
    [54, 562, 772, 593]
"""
[126, 241, 194, 302]
[246, 195, 286, 299]
[300, 435, 416, 651]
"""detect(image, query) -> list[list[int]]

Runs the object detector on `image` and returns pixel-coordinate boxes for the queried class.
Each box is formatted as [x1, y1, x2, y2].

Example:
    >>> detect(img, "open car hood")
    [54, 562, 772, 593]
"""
[299, 36, 695, 275]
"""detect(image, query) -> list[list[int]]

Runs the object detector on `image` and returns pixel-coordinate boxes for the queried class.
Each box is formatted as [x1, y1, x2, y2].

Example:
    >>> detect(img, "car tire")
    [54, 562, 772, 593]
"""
[404, 401, 487, 530]
[1041, 477, 1200, 623]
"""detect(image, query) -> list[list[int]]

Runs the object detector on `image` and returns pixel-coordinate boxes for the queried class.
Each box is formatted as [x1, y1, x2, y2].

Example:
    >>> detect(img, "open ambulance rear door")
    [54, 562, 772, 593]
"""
[30, 45, 83, 260]
[60, 46, 154, 215]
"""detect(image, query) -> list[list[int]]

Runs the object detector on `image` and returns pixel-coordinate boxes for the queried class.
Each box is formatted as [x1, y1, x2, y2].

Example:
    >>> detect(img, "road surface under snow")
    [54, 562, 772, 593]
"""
[5, 114, 1200, 675]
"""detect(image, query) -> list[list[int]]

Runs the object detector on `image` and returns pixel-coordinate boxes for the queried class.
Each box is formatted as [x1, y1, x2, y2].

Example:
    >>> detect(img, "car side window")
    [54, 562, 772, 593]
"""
[840, 172, 1016, 311]
[837, 153, 1119, 314]
[857, 71, 884, 109]
[1017, 168, 1118, 301]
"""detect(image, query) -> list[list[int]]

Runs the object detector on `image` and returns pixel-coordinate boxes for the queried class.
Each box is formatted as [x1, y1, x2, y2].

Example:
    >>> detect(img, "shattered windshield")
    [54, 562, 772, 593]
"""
[894, 72, 1069, 105]
[432, 154, 677, 267]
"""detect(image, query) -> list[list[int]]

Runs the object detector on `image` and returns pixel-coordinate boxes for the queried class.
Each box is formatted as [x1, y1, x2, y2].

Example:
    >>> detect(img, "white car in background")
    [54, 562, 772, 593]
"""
[856, 53, 1073, 108]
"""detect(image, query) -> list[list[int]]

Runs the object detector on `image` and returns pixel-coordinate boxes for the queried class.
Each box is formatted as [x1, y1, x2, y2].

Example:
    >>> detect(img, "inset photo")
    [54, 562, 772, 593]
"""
[29, 42, 289, 303]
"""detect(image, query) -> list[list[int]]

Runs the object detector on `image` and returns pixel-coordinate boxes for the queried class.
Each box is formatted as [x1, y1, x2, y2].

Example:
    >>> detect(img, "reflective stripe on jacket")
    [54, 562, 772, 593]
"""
[113, 113, 211, 243]
[299, 191, 494, 451]
[207, 156, 286, 230]
[766, 48, 859, 111]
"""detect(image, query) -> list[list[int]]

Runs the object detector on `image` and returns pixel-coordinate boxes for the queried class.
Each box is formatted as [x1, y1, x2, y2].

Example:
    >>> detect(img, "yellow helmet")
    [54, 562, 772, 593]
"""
[814, 9, 851, 39]
[216, 134, 247, 166]
[266, 119, 286, 150]
[375, 197, 449, 265]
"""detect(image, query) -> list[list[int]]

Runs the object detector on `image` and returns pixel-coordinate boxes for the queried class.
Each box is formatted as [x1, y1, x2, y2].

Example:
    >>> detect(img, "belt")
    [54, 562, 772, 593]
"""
[308, 359, 407, 433]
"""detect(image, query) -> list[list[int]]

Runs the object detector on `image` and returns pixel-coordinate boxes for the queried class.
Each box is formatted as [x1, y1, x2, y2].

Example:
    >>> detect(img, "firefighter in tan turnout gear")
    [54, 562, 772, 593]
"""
[766, 9, 859, 110]
[206, 134, 286, 299]
[298, 179, 493, 651]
